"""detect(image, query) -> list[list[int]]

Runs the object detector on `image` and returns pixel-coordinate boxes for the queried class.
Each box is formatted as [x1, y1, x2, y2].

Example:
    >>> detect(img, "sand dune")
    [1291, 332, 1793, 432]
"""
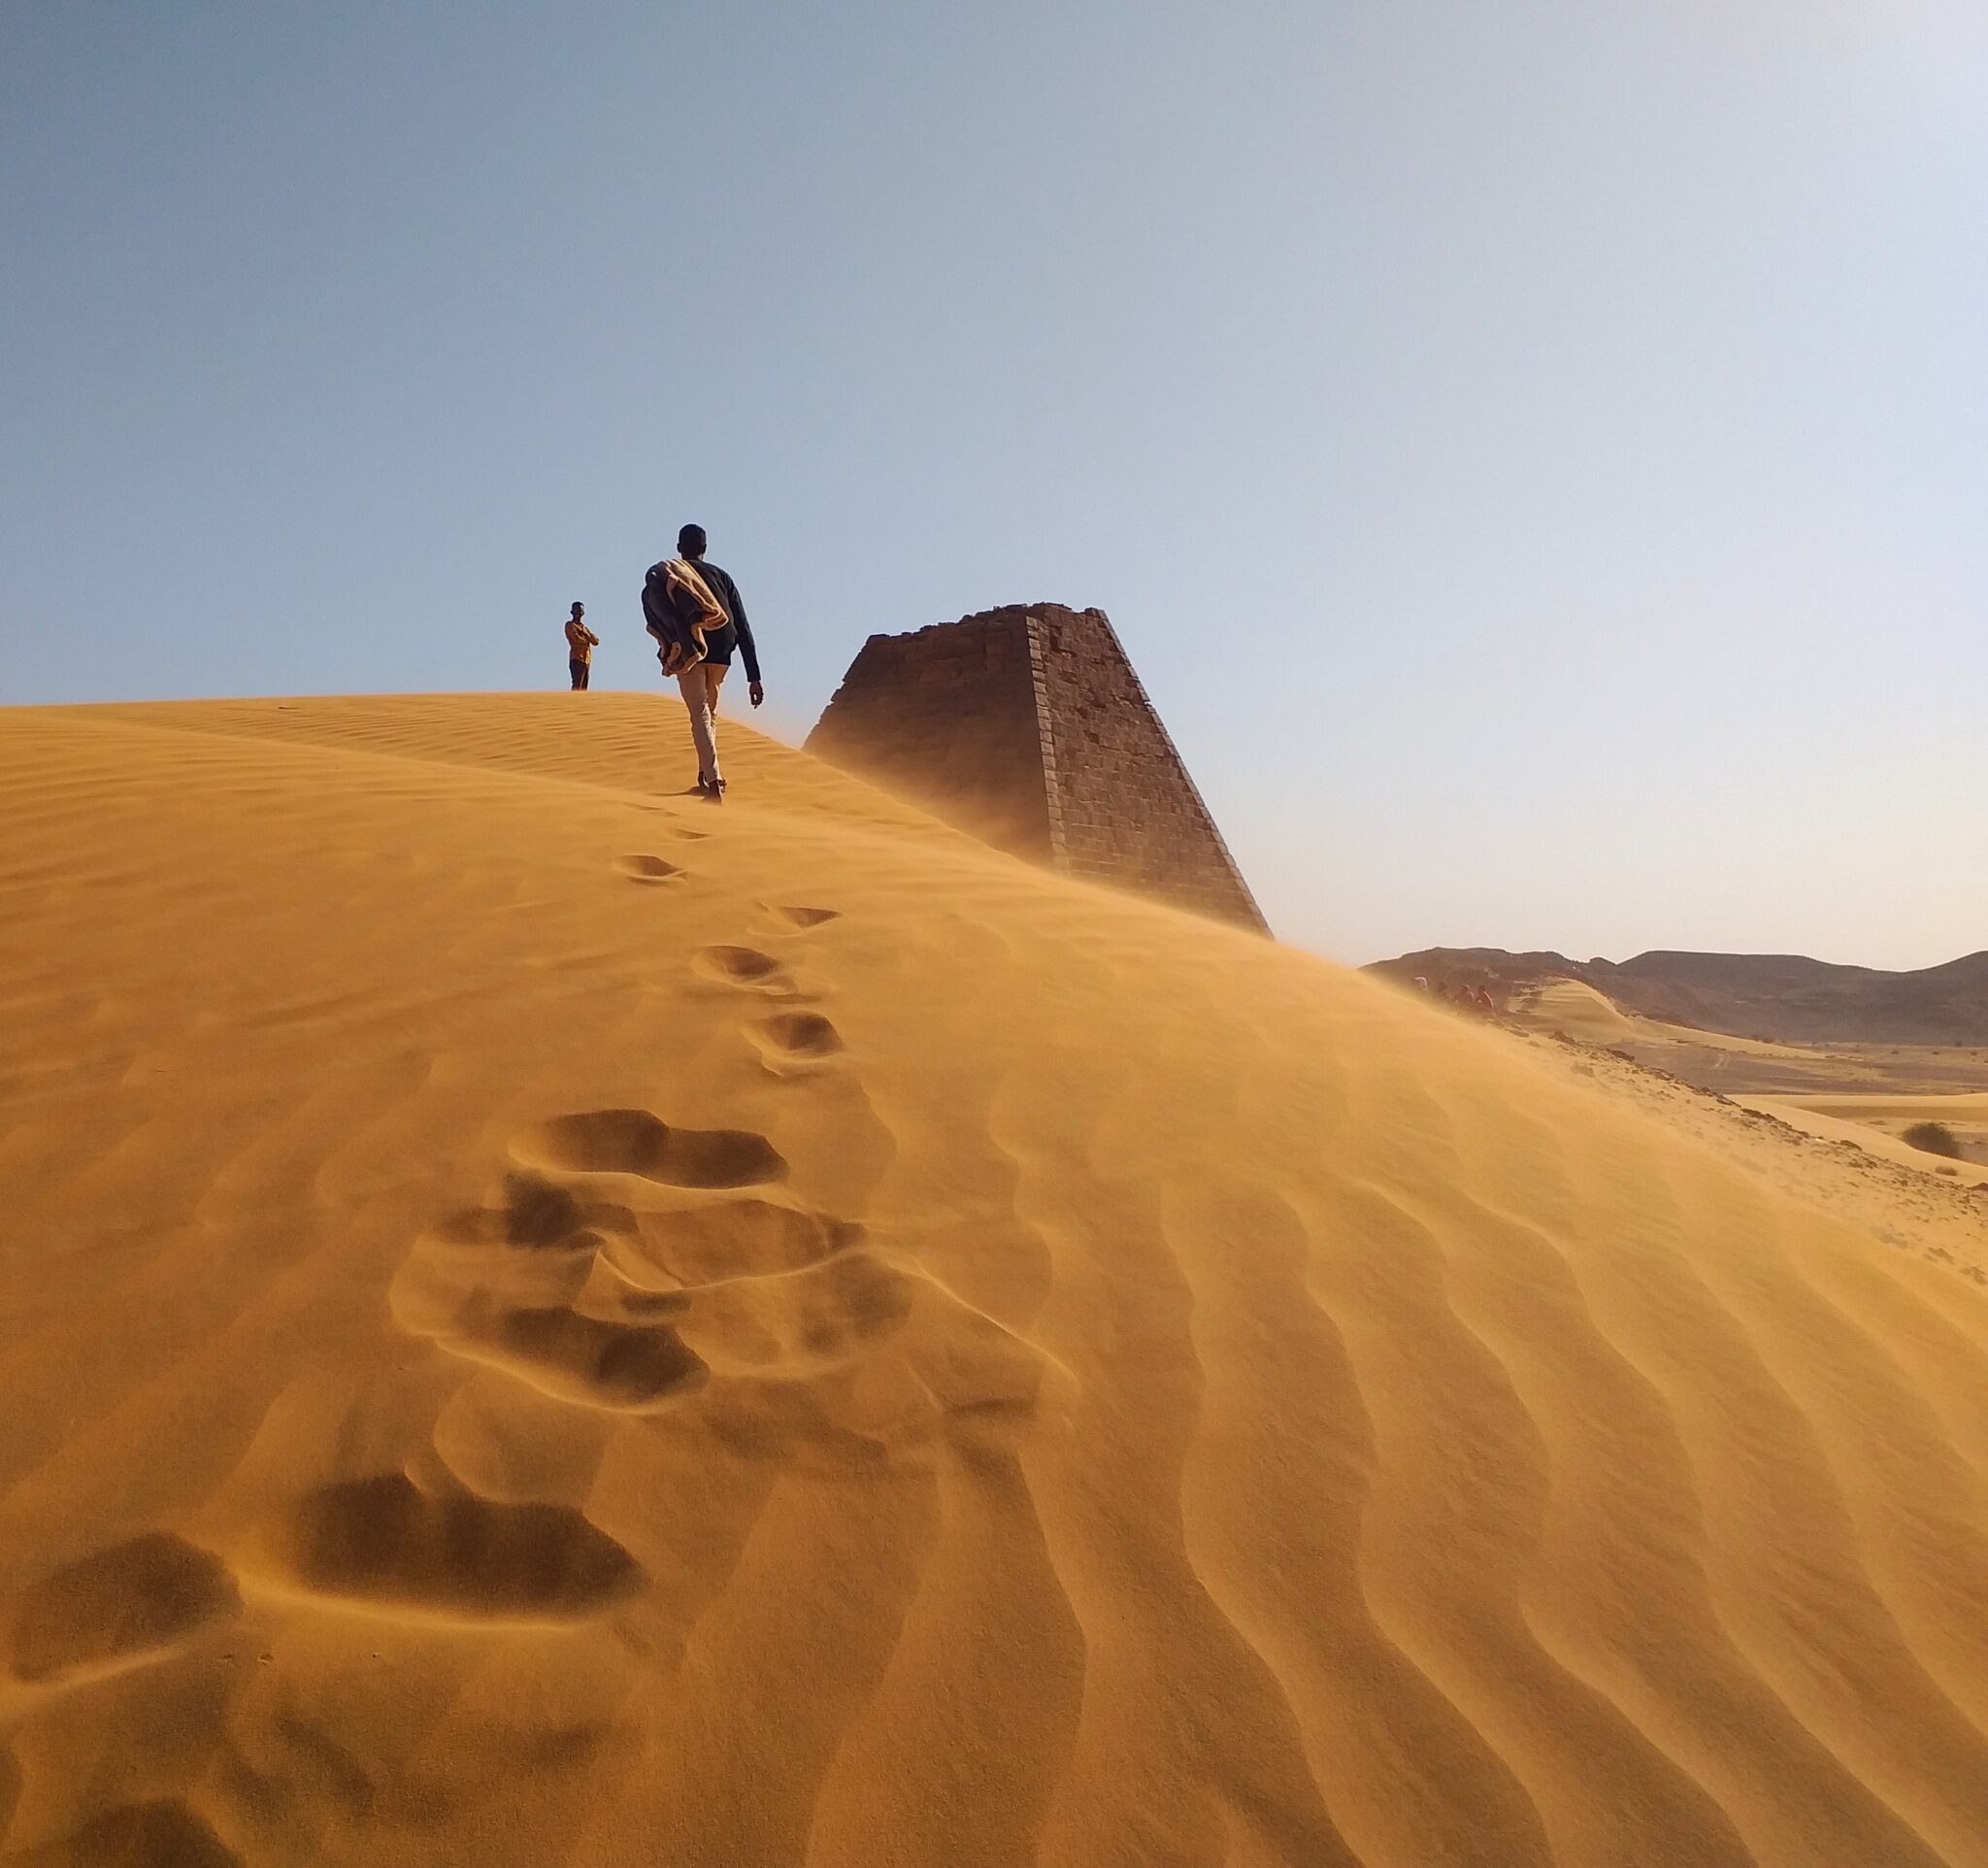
[1511, 977, 1640, 1042]
[6, 693, 1988, 1866]
[1514, 978, 1830, 1060]
[1738, 1095, 1988, 1187]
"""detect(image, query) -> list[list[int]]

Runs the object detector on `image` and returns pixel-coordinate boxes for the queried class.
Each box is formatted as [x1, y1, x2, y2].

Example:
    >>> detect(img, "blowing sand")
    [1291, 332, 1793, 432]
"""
[6, 691, 1988, 1866]
[1514, 977, 1832, 1062]
[1735, 1096, 1988, 1188]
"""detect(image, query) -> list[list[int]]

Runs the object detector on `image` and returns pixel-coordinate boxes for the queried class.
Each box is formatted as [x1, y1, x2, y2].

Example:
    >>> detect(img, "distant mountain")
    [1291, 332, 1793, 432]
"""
[1366, 947, 1988, 1047]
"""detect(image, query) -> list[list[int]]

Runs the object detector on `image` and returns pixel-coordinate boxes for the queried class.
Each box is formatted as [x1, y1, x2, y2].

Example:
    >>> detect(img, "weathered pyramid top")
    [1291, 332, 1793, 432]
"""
[809, 605, 1267, 932]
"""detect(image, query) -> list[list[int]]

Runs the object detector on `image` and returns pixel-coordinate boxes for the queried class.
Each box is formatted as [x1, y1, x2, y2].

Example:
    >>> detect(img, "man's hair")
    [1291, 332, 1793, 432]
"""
[571, 601, 583, 614]
[678, 523, 707, 556]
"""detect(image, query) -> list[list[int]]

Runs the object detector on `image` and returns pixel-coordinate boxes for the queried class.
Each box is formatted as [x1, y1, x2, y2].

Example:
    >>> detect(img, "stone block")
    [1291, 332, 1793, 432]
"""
[806, 604, 1266, 932]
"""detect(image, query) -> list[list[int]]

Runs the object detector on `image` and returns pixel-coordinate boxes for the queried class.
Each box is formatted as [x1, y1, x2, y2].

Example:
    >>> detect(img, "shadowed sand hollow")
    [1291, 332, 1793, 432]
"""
[259, 1475, 644, 1620]
[512, 1108, 787, 1189]
[3, 1534, 237, 1685]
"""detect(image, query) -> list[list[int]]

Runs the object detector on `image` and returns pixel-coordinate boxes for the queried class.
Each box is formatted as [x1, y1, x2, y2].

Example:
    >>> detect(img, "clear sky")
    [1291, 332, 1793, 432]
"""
[5, 2, 1983, 968]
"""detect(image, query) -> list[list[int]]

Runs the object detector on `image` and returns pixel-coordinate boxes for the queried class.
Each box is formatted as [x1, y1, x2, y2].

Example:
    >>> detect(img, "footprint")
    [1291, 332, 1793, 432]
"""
[749, 1013, 845, 1070]
[11, 1799, 241, 1868]
[395, 1187, 701, 1411]
[440, 1296, 708, 1412]
[605, 1199, 860, 1287]
[650, 822, 709, 843]
[575, 1264, 691, 1322]
[614, 854, 685, 884]
[264, 1475, 642, 1621]
[514, 1110, 786, 1189]
[4, 1533, 238, 1685]
[693, 945, 793, 992]
[679, 1250, 914, 1376]
[391, 1140, 1043, 1476]
[429, 1174, 600, 1251]
[761, 905, 840, 930]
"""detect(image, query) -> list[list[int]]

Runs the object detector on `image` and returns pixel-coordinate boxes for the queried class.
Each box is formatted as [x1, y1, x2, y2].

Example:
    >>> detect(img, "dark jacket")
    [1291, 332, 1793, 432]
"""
[688, 557, 761, 684]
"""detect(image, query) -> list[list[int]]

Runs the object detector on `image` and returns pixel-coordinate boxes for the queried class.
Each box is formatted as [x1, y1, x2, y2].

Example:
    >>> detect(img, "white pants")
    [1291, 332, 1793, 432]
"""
[677, 664, 727, 783]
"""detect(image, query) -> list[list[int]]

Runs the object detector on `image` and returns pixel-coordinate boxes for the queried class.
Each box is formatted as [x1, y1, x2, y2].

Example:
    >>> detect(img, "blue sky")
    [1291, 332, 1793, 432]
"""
[4, 1, 1984, 966]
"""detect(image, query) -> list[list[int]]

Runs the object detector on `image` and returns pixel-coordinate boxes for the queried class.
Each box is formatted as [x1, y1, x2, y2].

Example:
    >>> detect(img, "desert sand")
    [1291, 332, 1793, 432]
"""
[1385, 946, 1988, 1050]
[1732, 1095, 1988, 1185]
[1511, 978, 1817, 1057]
[6, 691, 1988, 1866]
[1508, 977, 1952, 1072]
[1507, 981, 1988, 1188]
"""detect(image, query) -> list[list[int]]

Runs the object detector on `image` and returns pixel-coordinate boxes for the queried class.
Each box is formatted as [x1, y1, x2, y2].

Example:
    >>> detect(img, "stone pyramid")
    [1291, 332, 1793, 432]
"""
[807, 603, 1267, 932]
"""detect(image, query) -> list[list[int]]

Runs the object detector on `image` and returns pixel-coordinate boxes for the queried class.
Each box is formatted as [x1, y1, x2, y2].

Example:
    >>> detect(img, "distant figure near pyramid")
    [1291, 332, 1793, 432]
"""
[808, 603, 1268, 932]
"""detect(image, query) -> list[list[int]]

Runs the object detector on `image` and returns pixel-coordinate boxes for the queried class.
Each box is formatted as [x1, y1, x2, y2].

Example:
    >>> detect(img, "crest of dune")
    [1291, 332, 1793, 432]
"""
[4, 690, 1988, 1867]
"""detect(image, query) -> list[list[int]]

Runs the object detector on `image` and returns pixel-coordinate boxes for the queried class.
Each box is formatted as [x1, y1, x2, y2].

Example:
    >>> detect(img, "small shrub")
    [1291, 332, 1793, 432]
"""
[1903, 1121, 1963, 1159]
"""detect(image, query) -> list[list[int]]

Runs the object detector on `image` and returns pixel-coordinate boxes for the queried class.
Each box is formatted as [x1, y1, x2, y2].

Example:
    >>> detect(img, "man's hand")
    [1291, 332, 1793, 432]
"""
[749, 683, 764, 709]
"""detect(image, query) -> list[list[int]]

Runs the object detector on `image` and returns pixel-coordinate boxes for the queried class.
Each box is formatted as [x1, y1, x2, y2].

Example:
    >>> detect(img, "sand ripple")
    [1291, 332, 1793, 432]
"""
[2, 693, 1987, 1864]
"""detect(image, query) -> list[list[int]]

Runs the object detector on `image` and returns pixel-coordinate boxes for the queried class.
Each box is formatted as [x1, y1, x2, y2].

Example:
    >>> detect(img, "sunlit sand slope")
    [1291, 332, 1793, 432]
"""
[5, 693, 1988, 1868]
[1739, 1095, 1988, 1187]
[1515, 978, 1822, 1059]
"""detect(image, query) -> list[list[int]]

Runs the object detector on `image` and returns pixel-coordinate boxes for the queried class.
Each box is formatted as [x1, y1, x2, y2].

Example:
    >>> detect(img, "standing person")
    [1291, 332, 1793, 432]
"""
[564, 603, 599, 690]
[669, 523, 762, 799]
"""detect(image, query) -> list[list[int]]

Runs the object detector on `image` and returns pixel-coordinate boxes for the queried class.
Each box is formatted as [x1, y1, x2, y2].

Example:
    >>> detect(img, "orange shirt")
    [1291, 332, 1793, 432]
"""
[565, 618, 599, 663]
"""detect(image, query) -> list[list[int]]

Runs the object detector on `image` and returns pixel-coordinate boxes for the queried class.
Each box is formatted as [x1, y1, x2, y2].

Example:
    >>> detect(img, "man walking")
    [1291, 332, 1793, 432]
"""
[668, 524, 762, 798]
[564, 603, 599, 690]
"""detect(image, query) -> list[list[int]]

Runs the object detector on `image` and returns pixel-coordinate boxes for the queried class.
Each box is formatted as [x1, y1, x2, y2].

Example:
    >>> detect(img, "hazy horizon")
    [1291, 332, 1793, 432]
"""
[6, 2, 1984, 969]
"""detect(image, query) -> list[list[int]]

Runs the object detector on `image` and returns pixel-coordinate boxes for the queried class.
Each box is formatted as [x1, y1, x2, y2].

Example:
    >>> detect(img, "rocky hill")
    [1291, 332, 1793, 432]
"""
[1368, 946, 1988, 1046]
